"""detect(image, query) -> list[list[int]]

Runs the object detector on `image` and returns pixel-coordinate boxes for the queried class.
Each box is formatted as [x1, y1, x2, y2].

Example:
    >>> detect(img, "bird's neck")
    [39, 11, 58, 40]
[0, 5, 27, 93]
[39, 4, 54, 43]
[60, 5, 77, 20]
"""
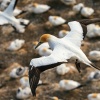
[48, 36, 58, 50]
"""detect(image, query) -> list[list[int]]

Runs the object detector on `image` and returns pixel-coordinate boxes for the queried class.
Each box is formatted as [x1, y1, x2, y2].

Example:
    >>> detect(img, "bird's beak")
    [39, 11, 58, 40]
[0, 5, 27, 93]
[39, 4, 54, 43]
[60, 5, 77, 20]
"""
[35, 42, 42, 49]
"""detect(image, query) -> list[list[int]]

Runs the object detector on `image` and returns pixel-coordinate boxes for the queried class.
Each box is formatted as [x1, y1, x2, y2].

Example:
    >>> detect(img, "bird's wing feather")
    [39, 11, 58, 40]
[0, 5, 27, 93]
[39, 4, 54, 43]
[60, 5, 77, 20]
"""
[29, 66, 41, 96]
[63, 21, 87, 47]
[4, 0, 18, 16]
[0, 15, 9, 25]
[30, 45, 75, 67]
[29, 45, 75, 96]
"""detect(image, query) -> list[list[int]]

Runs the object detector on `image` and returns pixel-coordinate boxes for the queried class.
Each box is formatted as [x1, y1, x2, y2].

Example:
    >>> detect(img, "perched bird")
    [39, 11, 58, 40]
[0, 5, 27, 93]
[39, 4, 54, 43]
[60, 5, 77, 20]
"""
[9, 67, 27, 78]
[61, 0, 76, 6]
[49, 16, 66, 26]
[0, 0, 30, 33]
[59, 79, 80, 90]
[29, 18, 100, 96]
[81, 7, 94, 17]
[26, 3, 50, 14]
[38, 47, 52, 56]
[0, 0, 11, 10]
[16, 87, 31, 99]
[58, 30, 69, 38]
[89, 50, 100, 61]
[56, 64, 70, 75]
[87, 24, 100, 38]
[88, 71, 100, 81]
[20, 76, 42, 88]
[88, 93, 100, 100]
[7, 39, 25, 51]
[73, 3, 84, 13]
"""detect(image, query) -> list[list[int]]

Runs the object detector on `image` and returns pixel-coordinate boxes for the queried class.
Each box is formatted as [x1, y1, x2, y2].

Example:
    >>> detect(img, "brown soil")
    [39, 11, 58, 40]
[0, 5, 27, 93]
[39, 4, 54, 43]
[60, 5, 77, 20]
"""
[0, 0, 100, 100]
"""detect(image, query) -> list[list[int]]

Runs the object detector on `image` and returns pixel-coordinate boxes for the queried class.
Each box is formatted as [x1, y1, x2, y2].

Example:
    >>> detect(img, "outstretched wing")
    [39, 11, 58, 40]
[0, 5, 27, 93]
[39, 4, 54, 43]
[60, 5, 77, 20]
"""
[29, 66, 41, 96]
[0, 15, 9, 25]
[4, 0, 18, 15]
[63, 21, 87, 47]
[29, 45, 75, 96]
[30, 45, 75, 68]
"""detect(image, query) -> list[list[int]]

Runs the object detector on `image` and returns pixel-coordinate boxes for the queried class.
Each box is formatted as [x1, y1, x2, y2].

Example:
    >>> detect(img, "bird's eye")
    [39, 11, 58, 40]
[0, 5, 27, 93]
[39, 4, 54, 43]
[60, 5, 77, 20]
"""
[18, 68, 22, 72]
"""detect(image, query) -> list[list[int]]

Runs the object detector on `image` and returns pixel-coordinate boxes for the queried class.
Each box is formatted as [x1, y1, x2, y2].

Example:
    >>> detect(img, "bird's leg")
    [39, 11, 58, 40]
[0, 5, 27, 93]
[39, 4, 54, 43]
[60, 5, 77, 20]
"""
[75, 59, 81, 73]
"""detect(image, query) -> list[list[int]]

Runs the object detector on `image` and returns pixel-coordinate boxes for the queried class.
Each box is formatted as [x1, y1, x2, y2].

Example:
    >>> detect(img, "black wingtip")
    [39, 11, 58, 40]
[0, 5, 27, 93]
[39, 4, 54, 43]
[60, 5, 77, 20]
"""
[78, 18, 100, 25]
[90, 63, 100, 70]
[29, 66, 41, 96]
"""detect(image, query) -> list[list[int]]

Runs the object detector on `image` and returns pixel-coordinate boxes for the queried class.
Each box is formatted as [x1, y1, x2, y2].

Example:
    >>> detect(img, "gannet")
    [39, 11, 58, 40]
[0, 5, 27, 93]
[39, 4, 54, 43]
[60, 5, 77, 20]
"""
[29, 18, 100, 96]
[9, 67, 27, 78]
[88, 93, 100, 100]
[0, 0, 30, 33]
[59, 80, 80, 90]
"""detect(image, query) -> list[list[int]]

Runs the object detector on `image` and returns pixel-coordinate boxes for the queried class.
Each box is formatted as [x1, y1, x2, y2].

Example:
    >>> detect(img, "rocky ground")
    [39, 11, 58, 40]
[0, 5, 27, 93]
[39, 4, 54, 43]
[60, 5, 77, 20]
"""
[0, 0, 100, 100]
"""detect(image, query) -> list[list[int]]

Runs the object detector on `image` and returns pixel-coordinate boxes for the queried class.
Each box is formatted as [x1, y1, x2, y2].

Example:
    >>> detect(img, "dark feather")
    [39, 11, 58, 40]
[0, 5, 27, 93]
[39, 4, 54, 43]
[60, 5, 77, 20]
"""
[29, 66, 41, 96]
[78, 18, 100, 25]
[13, 0, 18, 10]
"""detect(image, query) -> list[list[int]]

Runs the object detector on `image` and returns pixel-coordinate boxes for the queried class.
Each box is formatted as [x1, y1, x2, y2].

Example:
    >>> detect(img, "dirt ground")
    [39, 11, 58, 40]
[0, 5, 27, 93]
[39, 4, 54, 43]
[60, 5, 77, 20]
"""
[0, 0, 100, 100]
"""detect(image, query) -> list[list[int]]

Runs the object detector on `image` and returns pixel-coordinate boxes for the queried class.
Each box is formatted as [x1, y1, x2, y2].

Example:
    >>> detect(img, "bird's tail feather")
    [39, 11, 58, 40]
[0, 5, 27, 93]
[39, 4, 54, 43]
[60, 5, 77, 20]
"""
[90, 62, 100, 70]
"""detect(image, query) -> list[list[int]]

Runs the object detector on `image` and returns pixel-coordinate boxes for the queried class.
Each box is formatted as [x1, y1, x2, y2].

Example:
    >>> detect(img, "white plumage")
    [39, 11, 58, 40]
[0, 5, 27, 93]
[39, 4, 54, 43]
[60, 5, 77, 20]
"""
[8, 39, 25, 51]
[87, 24, 100, 38]
[61, 0, 76, 6]
[73, 3, 84, 13]
[89, 50, 100, 61]
[16, 87, 31, 99]
[27, 3, 50, 14]
[20, 76, 42, 88]
[30, 21, 95, 69]
[88, 93, 100, 100]
[56, 64, 70, 75]
[9, 67, 27, 78]
[88, 71, 100, 81]
[59, 79, 80, 90]
[0, 0, 30, 33]
[49, 16, 66, 26]
[38, 47, 52, 56]
[81, 7, 94, 17]
[58, 30, 69, 38]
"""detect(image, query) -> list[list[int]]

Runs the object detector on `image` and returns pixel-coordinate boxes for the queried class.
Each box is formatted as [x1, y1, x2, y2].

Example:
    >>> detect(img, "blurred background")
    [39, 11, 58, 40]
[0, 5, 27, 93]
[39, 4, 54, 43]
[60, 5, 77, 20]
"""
[0, 0, 100, 100]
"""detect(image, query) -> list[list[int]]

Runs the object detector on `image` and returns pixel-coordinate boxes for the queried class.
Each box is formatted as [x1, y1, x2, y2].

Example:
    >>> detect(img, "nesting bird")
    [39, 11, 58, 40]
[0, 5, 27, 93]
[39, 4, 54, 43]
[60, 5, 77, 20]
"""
[49, 16, 66, 26]
[0, 0, 11, 10]
[0, 0, 30, 33]
[9, 67, 27, 78]
[56, 64, 70, 75]
[38, 47, 52, 56]
[88, 71, 100, 81]
[58, 30, 69, 38]
[81, 7, 94, 18]
[88, 93, 100, 100]
[61, 0, 76, 6]
[16, 87, 31, 99]
[26, 3, 50, 14]
[73, 3, 84, 13]
[20, 76, 42, 88]
[89, 50, 100, 61]
[29, 18, 100, 96]
[8, 39, 25, 51]
[87, 24, 100, 38]
[59, 79, 80, 90]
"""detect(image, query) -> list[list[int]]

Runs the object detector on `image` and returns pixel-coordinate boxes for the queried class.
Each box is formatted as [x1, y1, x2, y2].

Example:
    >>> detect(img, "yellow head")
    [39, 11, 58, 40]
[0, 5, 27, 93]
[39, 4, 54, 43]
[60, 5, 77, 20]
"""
[32, 3, 38, 7]
[40, 34, 51, 42]
[92, 93, 98, 98]
[35, 34, 51, 49]
[54, 16, 58, 20]
[62, 30, 67, 34]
